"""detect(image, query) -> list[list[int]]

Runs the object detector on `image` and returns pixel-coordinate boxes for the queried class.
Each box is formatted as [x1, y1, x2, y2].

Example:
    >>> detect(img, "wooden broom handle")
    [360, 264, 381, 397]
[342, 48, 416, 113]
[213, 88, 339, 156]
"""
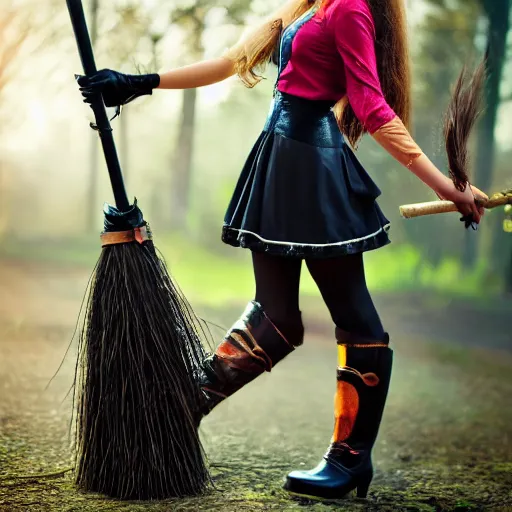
[400, 191, 512, 219]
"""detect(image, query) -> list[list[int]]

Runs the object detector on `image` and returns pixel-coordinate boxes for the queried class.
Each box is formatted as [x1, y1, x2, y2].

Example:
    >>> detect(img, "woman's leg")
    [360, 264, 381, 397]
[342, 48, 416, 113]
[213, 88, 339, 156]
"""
[284, 253, 392, 500]
[197, 253, 304, 421]
[252, 252, 304, 342]
[305, 253, 385, 341]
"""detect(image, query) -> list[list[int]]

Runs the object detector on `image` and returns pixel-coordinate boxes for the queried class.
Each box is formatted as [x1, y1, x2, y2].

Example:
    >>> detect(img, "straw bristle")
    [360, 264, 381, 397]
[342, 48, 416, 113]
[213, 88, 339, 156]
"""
[74, 241, 210, 500]
[444, 60, 486, 191]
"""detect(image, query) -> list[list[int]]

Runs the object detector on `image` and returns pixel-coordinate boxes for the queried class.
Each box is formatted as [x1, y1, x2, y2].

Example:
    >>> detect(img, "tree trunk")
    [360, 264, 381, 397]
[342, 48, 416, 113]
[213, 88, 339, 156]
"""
[86, 0, 99, 233]
[500, 230, 512, 295]
[169, 25, 202, 233]
[506, 246, 512, 295]
[170, 87, 197, 231]
[87, 137, 99, 232]
[463, 0, 510, 268]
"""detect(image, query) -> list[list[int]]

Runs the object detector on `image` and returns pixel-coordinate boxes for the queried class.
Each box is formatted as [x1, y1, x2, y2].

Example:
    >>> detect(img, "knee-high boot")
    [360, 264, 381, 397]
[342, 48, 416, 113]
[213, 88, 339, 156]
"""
[284, 328, 392, 500]
[196, 301, 303, 422]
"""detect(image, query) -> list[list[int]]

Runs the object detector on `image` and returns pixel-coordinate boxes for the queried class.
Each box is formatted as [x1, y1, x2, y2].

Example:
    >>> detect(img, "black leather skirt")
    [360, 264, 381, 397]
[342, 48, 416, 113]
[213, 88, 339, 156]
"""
[221, 92, 391, 259]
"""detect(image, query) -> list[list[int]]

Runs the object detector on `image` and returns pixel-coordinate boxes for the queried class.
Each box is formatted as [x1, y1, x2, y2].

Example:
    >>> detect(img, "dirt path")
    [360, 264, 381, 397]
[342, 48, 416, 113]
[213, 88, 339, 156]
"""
[1, 260, 511, 511]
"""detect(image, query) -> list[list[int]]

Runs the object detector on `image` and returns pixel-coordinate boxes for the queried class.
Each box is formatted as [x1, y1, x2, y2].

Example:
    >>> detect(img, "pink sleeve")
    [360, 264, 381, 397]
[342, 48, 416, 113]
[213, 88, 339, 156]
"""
[330, 0, 396, 133]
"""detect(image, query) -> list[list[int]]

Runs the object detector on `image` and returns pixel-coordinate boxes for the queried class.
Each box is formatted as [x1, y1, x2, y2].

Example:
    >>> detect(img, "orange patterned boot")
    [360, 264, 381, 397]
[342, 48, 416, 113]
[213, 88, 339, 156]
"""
[284, 328, 392, 500]
[196, 301, 303, 422]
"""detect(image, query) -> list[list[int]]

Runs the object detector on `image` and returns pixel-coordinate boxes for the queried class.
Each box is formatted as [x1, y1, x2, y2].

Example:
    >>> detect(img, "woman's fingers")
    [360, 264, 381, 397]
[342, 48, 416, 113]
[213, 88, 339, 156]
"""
[471, 187, 488, 224]
[79, 87, 99, 103]
[76, 75, 104, 87]
[79, 79, 113, 103]
[85, 76, 112, 88]
[436, 182, 487, 228]
[470, 185, 489, 203]
[469, 185, 489, 224]
[470, 201, 481, 223]
[455, 201, 480, 226]
[75, 74, 88, 86]
[455, 200, 469, 214]
[455, 202, 473, 218]
[79, 78, 111, 93]
[76, 70, 120, 108]
[75, 69, 113, 88]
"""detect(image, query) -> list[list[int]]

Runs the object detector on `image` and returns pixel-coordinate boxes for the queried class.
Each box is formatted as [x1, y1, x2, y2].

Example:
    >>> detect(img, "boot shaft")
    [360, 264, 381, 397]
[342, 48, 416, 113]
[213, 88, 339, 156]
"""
[333, 331, 393, 450]
[198, 301, 303, 418]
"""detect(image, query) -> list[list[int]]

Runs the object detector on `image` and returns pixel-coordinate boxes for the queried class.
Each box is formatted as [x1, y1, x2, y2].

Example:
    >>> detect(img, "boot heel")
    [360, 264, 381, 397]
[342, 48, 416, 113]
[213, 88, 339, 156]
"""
[356, 477, 371, 498]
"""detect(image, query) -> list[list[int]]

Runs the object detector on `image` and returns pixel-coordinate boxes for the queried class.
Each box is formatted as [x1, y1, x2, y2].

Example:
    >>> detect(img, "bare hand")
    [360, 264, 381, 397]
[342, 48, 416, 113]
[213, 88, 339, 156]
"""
[437, 182, 488, 224]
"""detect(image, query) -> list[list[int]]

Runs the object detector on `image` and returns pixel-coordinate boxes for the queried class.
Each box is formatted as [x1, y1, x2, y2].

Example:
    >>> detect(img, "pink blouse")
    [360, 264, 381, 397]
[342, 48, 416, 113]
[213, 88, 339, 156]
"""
[277, 0, 397, 134]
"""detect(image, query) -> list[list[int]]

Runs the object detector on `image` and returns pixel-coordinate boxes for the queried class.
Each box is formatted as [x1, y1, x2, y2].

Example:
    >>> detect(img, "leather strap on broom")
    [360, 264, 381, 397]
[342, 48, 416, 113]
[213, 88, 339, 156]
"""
[399, 60, 507, 220]
[66, 0, 210, 500]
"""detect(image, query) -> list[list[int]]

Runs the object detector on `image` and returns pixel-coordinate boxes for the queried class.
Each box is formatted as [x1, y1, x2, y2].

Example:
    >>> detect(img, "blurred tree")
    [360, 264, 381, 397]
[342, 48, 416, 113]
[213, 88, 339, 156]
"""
[487, 154, 512, 295]
[0, 13, 29, 93]
[0, 0, 76, 240]
[407, 0, 482, 268]
[104, 3, 153, 184]
[95, 0, 255, 233]
[169, 0, 251, 233]
[465, 0, 511, 268]
[86, 0, 100, 233]
[410, 0, 511, 289]
[505, 204, 512, 294]
[84, 1, 161, 230]
[506, 256, 512, 295]
[0, 9, 31, 240]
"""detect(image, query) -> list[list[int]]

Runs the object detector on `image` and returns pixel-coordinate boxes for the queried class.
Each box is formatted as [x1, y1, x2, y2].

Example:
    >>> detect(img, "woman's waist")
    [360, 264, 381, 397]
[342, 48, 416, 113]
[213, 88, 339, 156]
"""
[275, 89, 338, 110]
[265, 91, 344, 148]
[277, 68, 345, 104]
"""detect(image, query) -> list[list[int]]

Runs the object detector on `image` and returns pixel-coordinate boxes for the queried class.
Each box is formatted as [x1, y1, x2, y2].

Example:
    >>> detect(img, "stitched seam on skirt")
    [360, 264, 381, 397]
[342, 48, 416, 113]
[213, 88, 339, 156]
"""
[225, 223, 391, 247]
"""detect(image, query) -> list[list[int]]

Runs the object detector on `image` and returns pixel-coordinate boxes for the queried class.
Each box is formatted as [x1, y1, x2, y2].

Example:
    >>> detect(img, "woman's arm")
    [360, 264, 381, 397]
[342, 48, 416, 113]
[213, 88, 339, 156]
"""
[331, 0, 487, 220]
[157, 57, 236, 90]
[370, 117, 453, 196]
[157, 0, 302, 91]
[77, 58, 235, 106]
[371, 117, 487, 221]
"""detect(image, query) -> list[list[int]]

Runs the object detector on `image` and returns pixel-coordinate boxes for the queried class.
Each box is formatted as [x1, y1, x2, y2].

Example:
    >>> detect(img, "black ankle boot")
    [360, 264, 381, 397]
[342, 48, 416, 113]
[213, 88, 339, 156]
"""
[284, 330, 392, 501]
[196, 301, 303, 422]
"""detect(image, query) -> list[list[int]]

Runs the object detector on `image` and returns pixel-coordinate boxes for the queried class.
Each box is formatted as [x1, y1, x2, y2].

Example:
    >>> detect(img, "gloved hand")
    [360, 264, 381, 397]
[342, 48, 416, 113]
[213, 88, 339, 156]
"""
[76, 69, 160, 107]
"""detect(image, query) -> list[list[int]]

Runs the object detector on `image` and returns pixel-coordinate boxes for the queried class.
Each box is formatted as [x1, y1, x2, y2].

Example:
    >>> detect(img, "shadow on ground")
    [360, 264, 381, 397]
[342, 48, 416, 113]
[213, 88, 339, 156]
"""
[0, 260, 511, 511]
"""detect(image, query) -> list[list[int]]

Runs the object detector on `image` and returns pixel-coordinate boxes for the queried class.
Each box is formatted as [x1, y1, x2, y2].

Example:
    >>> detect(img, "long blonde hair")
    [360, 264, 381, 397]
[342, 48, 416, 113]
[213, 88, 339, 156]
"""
[224, 0, 411, 147]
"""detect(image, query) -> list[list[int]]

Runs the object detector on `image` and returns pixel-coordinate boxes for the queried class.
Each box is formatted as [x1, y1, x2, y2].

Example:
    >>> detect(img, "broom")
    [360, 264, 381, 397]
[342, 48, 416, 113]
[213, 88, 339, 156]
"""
[66, 0, 210, 500]
[400, 60, 512, 219]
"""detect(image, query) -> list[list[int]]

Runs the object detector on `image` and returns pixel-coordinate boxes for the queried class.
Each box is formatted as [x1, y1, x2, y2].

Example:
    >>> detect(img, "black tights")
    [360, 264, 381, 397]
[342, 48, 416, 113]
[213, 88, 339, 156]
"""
[252, 252, 386, 343]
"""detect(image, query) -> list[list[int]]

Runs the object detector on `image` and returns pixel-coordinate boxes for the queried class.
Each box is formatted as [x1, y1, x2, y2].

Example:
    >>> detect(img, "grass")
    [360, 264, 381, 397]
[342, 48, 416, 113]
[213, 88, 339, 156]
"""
[0, 234, 501, 307]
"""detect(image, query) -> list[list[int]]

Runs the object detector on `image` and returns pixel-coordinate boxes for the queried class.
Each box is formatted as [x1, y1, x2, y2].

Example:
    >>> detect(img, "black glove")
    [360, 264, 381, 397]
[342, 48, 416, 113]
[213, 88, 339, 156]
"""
[76, 69, 160, 107]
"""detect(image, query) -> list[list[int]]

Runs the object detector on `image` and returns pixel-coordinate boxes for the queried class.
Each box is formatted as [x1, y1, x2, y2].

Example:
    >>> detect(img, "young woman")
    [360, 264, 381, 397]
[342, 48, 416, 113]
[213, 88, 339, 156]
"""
[78, 0, 487, 501]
